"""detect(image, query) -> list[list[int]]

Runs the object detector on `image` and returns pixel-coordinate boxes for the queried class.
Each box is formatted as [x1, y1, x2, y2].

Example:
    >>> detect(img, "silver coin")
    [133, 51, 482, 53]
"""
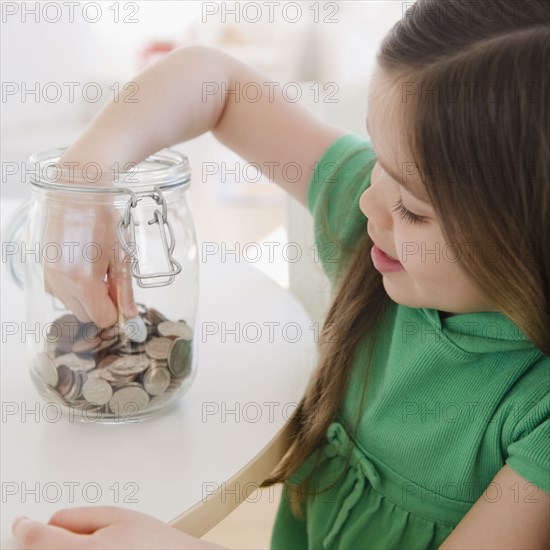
[158, 321, 193, 340]
[35, 352, 59, 387]
[55, 352, 95, 372]
[115, 340, 146, 355]
[97, 354, 119, 370]
[82, 378, 113, 405]
[145, 337, 173, 360]
[167, 338, 191, 378]
[50, 313, 81, 353]
[72, 335, 102, 353]
[119, 381, 143, 388]
[110, 375, 139, 387]
[72, 322, 101, 352]
[65, 369, 86, 401]
[109, 354, 150, 375]
[149, 358, 169, 369]
[87, 369, 103, 379]
[98, 369, 123, 382]
[93, 337, 118, 354]
[108, 385, 150, 414]
[144, 307, 168, 326]
[97, 369, 117, 382]
[98, 368, 136, 384]
[122, 315, 148, 343]
[143, 367, 171, 396]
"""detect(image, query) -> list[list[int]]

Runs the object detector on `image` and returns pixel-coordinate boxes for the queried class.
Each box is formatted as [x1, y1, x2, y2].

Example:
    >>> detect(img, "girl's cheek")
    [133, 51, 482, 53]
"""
[395, 227, 420, 268]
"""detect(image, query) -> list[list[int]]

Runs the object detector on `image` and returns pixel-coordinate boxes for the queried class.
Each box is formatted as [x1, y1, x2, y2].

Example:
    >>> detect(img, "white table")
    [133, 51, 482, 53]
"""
[0, 198, 316, 549]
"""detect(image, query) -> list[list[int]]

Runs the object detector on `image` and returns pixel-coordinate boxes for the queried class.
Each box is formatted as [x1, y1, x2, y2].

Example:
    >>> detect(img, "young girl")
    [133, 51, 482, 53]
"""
[12, 1, 549, 548]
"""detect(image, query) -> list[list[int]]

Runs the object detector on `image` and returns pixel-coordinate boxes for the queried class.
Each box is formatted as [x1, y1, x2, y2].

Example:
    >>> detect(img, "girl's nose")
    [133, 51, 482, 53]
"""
[359, 184, 393, 230]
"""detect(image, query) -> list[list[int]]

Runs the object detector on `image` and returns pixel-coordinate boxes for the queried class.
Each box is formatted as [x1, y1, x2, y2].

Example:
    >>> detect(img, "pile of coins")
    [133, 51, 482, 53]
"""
[35, 304, 193, 417]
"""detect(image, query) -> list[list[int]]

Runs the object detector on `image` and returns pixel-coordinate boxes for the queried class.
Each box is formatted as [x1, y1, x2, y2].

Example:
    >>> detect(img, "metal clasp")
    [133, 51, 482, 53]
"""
[116, 186, 182, 288]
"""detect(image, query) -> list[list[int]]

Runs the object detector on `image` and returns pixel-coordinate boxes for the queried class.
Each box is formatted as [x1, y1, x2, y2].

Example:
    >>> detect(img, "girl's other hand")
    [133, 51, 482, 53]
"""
[12, 505, 225, 549]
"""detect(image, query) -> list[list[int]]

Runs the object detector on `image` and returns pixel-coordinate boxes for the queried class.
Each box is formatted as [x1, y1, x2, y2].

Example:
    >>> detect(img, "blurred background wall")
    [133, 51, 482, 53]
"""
[1, 0, 404, 198]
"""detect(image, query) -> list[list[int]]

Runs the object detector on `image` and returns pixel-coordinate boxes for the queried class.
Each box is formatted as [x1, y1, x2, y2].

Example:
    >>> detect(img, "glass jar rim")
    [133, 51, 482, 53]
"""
[27, 147, 191, 194]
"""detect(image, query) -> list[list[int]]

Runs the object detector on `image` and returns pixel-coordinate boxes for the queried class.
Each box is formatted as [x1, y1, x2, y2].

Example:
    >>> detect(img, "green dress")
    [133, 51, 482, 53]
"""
[270, 134, 550, 550]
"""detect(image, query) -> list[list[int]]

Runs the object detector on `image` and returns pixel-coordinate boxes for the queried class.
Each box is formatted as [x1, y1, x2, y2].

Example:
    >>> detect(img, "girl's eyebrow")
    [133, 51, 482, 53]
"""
[366, 116, 429, 204]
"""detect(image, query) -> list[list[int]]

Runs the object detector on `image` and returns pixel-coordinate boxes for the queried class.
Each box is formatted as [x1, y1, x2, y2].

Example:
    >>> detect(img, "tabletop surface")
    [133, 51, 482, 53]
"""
[0, 197, 316, 549]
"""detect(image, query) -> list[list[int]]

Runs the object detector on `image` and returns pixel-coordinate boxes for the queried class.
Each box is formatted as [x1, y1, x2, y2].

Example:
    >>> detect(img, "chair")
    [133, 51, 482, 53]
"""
[169, 421, 294, 537]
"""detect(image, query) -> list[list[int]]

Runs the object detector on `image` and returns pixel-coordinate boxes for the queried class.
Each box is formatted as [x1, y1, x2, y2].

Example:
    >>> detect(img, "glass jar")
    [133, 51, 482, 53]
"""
[5, 148, 198, 423]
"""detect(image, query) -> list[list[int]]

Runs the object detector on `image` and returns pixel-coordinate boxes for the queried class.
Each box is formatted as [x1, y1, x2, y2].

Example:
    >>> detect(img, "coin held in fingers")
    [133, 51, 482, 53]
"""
[122, 315, 147, 343]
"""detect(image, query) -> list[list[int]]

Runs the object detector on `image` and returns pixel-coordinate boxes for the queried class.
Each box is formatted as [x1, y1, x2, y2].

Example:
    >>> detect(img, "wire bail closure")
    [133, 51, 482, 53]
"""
[116, 186, 182, 288]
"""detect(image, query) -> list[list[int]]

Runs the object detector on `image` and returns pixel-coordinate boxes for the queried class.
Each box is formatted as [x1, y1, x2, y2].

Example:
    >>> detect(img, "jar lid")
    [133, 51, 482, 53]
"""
[27, 147, 191, 194]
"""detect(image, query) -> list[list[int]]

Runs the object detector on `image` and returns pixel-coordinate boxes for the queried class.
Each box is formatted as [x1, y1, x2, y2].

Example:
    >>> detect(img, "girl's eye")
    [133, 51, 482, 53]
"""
[391, 198, 425, 225]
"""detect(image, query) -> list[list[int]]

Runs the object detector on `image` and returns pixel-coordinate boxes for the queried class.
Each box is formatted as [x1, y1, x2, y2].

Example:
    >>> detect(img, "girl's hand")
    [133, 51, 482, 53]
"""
[42, 193, 139, 328]
[12, 505, 225, 549]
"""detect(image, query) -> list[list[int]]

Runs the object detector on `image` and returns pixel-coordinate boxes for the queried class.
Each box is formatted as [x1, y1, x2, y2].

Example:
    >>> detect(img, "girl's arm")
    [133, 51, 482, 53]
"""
[59, 44, 347, 208]
[51, 45, 347, 327]
[438, 465, 549, 549]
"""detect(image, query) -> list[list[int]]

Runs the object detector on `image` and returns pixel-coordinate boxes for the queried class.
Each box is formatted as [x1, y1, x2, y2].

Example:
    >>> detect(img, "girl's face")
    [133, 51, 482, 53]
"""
[359, 70, 496, 315]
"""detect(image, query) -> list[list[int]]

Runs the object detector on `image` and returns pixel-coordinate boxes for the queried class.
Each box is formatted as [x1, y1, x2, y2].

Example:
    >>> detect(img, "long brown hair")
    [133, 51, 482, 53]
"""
[260, 0, 550, 518]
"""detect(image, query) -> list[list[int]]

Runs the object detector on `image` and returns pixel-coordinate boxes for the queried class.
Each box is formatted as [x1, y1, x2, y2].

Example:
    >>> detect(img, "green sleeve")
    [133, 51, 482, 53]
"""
[307, 133, 377, 285]
[505, 394, 550, 494]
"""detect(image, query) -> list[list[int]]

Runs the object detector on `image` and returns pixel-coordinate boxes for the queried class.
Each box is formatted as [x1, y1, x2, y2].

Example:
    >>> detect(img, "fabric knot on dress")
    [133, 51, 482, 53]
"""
[322, 421, 381, 549]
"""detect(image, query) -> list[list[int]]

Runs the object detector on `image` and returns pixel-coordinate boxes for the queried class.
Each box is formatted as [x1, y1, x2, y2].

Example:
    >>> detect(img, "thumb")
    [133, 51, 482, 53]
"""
[107, 254, 139, 319]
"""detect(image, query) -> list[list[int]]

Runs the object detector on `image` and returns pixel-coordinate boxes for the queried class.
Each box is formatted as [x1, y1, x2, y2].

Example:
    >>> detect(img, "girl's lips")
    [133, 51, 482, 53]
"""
[371, 239, 398, 261]
[367, 229, 399, 261]
[379, 246, 398, 261]
[371, 244, 404, 272]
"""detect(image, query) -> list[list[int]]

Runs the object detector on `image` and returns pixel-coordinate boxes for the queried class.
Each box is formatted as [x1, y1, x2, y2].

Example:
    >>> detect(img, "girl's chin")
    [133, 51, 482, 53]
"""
[381, 276, 424, 308]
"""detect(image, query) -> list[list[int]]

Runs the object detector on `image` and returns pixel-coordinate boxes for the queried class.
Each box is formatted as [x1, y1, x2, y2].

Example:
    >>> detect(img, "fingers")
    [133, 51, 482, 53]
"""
[107, 255, 138, 319]
[50, 273, 118, 329]
[41, 204, 138, 329]
[47, 506, 146, 532]
[62, 295, 92, 324]
[47, 277, 91, 324]
[12, 516, 93, 550]
[78, 279, 119, 329]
